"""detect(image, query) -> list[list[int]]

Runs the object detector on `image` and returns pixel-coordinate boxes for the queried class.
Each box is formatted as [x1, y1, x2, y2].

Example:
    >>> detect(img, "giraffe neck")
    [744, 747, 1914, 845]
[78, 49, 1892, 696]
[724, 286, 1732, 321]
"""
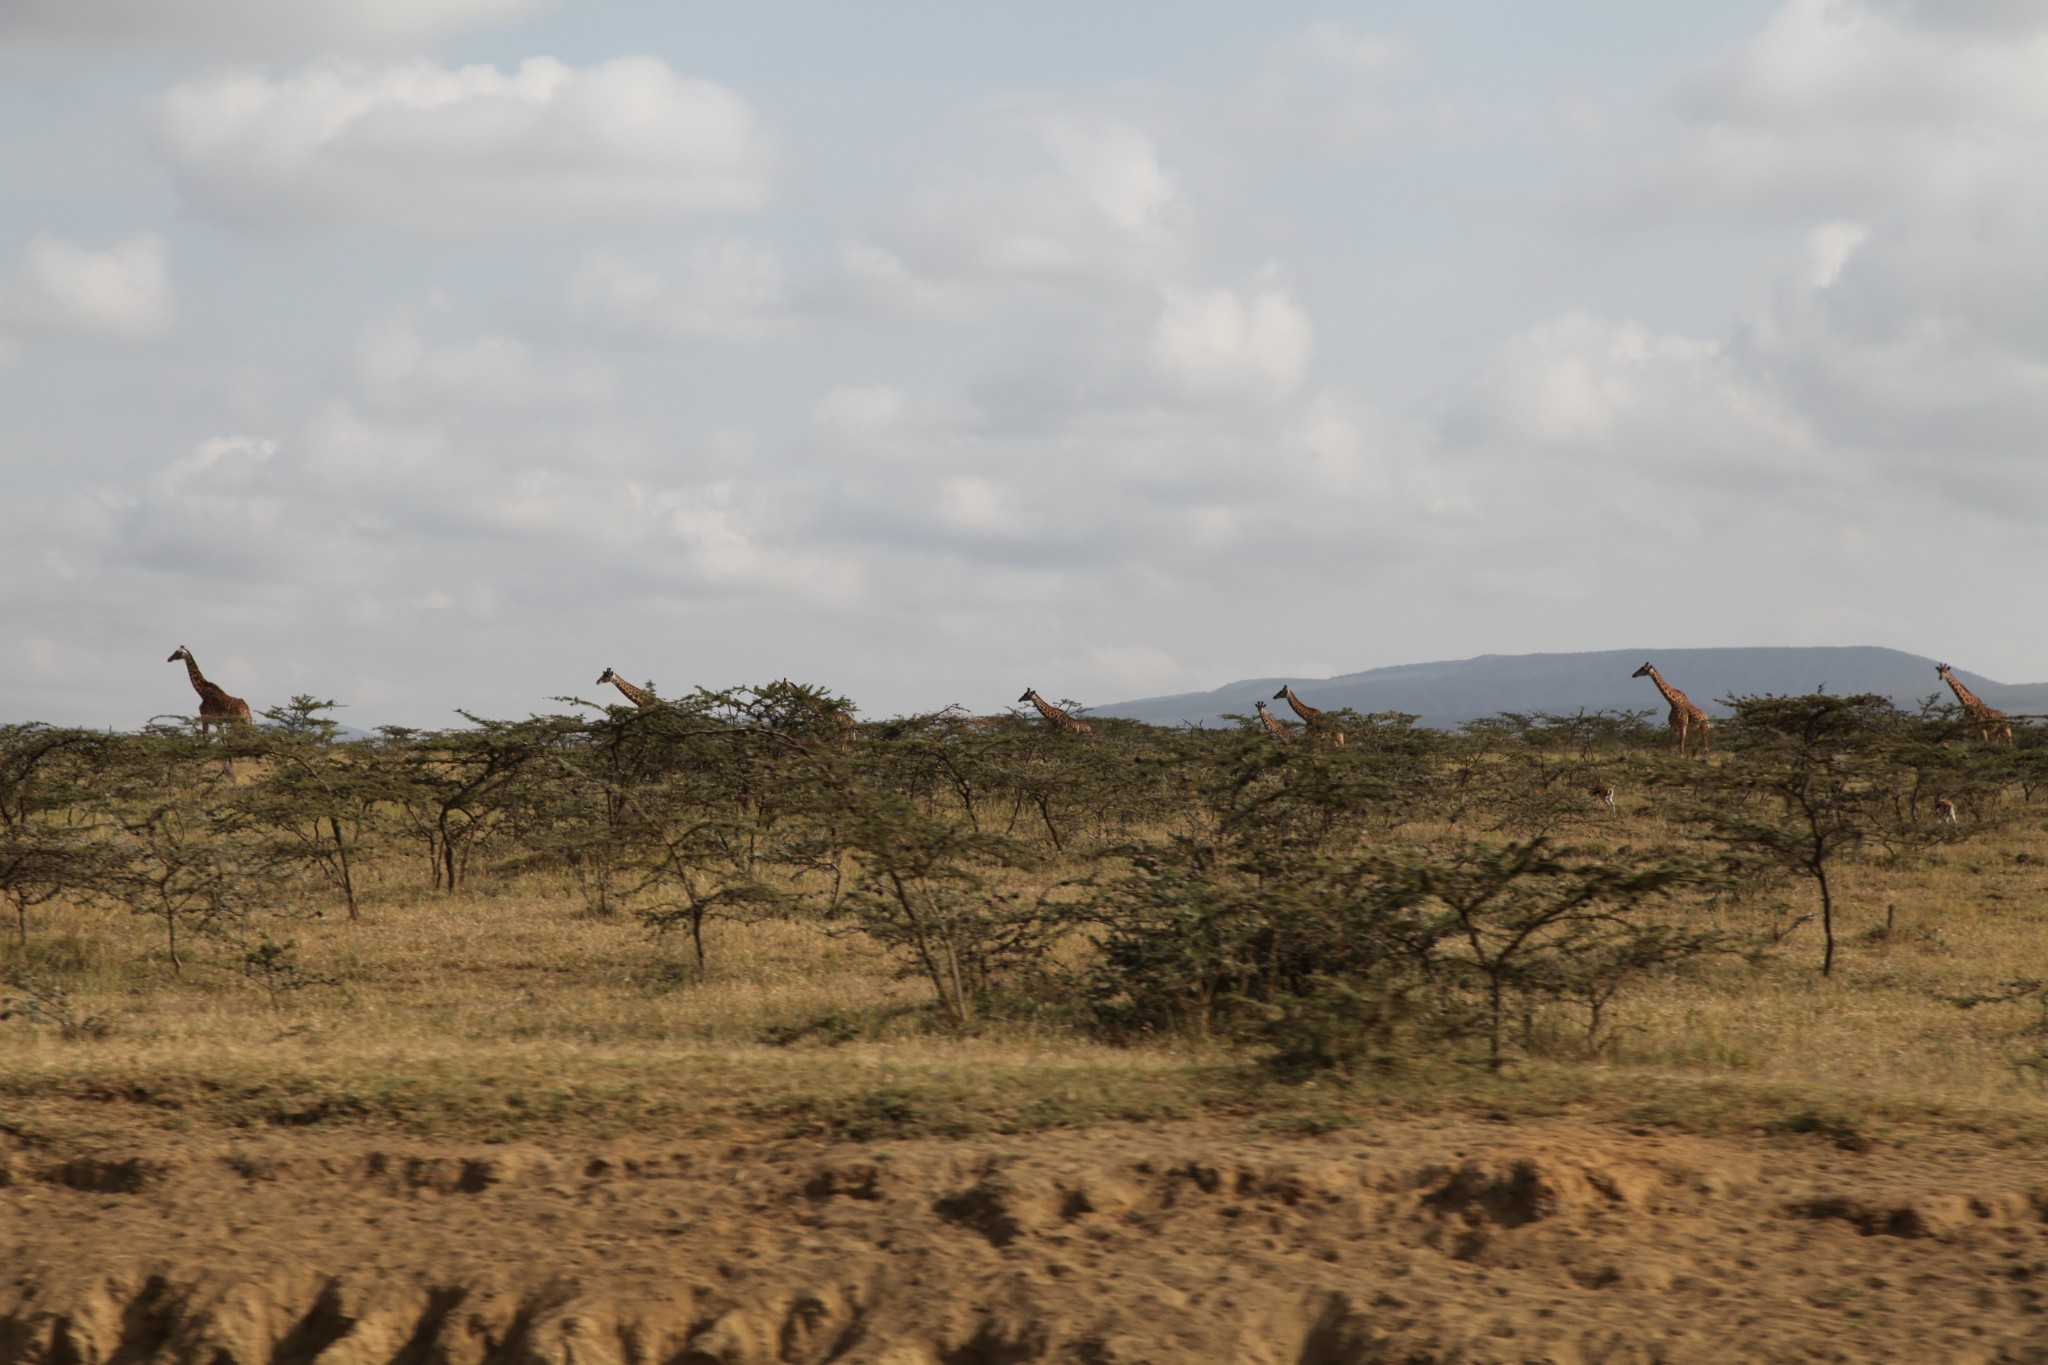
[181, 653, 214, 698]
[1282, 687, 1320, 722]
[1943, 672, 1987, 712]
[1646, 668, 1691, 712]
[610, 676, 655, 707]
[1028, 693, 1069, 724]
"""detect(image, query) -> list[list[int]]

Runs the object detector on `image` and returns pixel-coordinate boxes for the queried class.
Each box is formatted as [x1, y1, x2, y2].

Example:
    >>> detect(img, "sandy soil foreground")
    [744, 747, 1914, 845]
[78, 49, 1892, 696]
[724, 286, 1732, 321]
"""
[4, 1114, 2047, 1364]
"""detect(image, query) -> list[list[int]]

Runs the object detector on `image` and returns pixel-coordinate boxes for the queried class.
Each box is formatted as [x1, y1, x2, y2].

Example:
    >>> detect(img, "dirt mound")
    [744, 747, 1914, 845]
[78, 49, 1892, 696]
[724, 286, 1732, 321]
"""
[5, 1116, 2048, 1363]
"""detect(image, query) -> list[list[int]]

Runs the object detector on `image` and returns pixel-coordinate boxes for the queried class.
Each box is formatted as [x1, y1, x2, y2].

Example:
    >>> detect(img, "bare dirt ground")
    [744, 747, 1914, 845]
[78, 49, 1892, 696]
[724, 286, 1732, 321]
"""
[6, 1114, 2048, 1364]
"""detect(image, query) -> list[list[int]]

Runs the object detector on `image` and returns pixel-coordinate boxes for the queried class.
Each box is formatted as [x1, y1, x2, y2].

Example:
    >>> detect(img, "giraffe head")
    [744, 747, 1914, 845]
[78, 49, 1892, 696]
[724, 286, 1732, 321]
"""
[596, 667, 618, 685]
[1018, 688, 1036, 704]
[1255, 699, 1271, 712]
[1936, 662, 1953, 678]
[167, 646, 191, 664]
[1631, 662, 1655, 679]
[1272, 687, 1290, 701]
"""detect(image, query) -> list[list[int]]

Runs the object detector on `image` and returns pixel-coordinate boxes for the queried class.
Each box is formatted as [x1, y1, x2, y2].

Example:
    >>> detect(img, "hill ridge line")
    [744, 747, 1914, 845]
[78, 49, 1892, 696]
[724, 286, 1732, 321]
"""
[1096, 645, 2048, 729]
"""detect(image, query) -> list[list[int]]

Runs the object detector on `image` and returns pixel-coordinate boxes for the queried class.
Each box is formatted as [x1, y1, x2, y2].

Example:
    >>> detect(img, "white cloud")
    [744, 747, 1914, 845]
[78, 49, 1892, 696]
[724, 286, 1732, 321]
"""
[1082, 643, 1186, 696]
[1801, 219, 1870, 290]
[152, 57, 776, 234]
[22, 2, 2048, 726]
[842, 115, 1192, 317]
[1436, 192, 2048, 551]
[0, 234, 175, 343]
[1554, 90, 1614, 142]
[1291, 22, 1406, 77]
[1241, 21, 1446, 154]
[0, 0, 551, 57]
[156, 435, 279, 493]
[29, 401, 846, 628]
[354, 311, 616, 409]
[839, 243, 978, 323]
[1580, 2, 2048, 520]
[798, 369, 1423, 587]
[814, 385, 911, 439]
[1448, 310, 1818, 484]
[1736, 220, 2048, 486]
[1148, 268, 1315, 404]
[567, 239, 793, 343]
[1622, 0, 2048, 217]
[1040, 118, 1178, 235]
[811, 385, 979, 449]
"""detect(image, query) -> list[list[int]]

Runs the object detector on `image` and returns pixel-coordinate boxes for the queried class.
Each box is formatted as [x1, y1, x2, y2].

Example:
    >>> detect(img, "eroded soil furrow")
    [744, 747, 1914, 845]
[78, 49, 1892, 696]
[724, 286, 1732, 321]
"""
[6, 1116, 2048, 1363]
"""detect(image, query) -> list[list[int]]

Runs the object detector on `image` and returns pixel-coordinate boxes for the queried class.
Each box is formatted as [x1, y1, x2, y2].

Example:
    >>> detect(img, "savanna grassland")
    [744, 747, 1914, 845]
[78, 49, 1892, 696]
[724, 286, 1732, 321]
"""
[7, 687, 2048, 1363]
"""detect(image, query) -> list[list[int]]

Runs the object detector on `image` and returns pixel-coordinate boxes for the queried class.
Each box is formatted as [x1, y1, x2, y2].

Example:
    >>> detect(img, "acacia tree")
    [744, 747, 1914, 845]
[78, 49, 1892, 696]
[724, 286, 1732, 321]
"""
[581, 725, 784, 968]
[1082, 828, 1714, 1071]
[1889, 695, 2017, 826]
[382, 715, 572, 892]
[829, 781, 1045, 1026]
[1365, 838, 1710, 1067]
[1693, 693, 1935, 975]
[1081, 843, 1420, 1047]
[0, 724, 105, 947]
[90, 727, 290, 973]
[526, 680, 863, 966]
[246, 697, 389, 919]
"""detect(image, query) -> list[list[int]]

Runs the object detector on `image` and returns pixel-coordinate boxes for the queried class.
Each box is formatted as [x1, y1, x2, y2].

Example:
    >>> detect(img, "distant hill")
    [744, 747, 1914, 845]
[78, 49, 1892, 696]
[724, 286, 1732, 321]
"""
[1093, 647, 2048, 730]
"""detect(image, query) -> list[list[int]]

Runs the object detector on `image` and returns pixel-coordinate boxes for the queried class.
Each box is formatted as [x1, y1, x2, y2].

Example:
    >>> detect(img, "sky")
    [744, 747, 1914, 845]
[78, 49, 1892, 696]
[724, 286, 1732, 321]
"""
[4, 0, 2046, 728]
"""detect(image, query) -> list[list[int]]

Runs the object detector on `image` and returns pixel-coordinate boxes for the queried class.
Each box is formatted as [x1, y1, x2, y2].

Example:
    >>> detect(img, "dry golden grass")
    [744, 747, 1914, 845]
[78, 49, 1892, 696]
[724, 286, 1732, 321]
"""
[8, 796, 2048, 1154]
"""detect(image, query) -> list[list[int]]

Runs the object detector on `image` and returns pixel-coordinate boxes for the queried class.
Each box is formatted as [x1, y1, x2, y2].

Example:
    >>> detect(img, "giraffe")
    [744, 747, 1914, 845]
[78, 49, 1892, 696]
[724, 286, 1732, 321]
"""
[1934, 797, 1958, 825]
[1936, 663, 2012, 745]
[596, 668, 658, 709]
[1273, 685, 1345, 746]
[166, 646, 251, 737]
[1631, 662, 1710, 758]
[1588, 783, 1616, 812]
[1018, 688, 1092, 734]
[1254, 699, 1296, 741]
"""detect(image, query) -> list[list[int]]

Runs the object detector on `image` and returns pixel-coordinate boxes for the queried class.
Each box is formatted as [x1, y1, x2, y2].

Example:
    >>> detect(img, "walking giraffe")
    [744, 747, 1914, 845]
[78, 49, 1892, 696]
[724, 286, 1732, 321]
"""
[1018, 689, 1092, 734]
[1631, 662, 1710, 758]
[596, 668, 658, 709]
[1936, 663, 2012, 745]
[1254, 699, 1296, 741]
[1273, 685, 1345, 745]
[166, 646, 252, 736]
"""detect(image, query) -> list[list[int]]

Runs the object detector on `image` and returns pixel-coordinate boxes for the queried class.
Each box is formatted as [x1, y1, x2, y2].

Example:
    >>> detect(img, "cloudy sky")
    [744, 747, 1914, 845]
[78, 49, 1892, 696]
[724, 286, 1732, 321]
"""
[5, 0, 2045, 727]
